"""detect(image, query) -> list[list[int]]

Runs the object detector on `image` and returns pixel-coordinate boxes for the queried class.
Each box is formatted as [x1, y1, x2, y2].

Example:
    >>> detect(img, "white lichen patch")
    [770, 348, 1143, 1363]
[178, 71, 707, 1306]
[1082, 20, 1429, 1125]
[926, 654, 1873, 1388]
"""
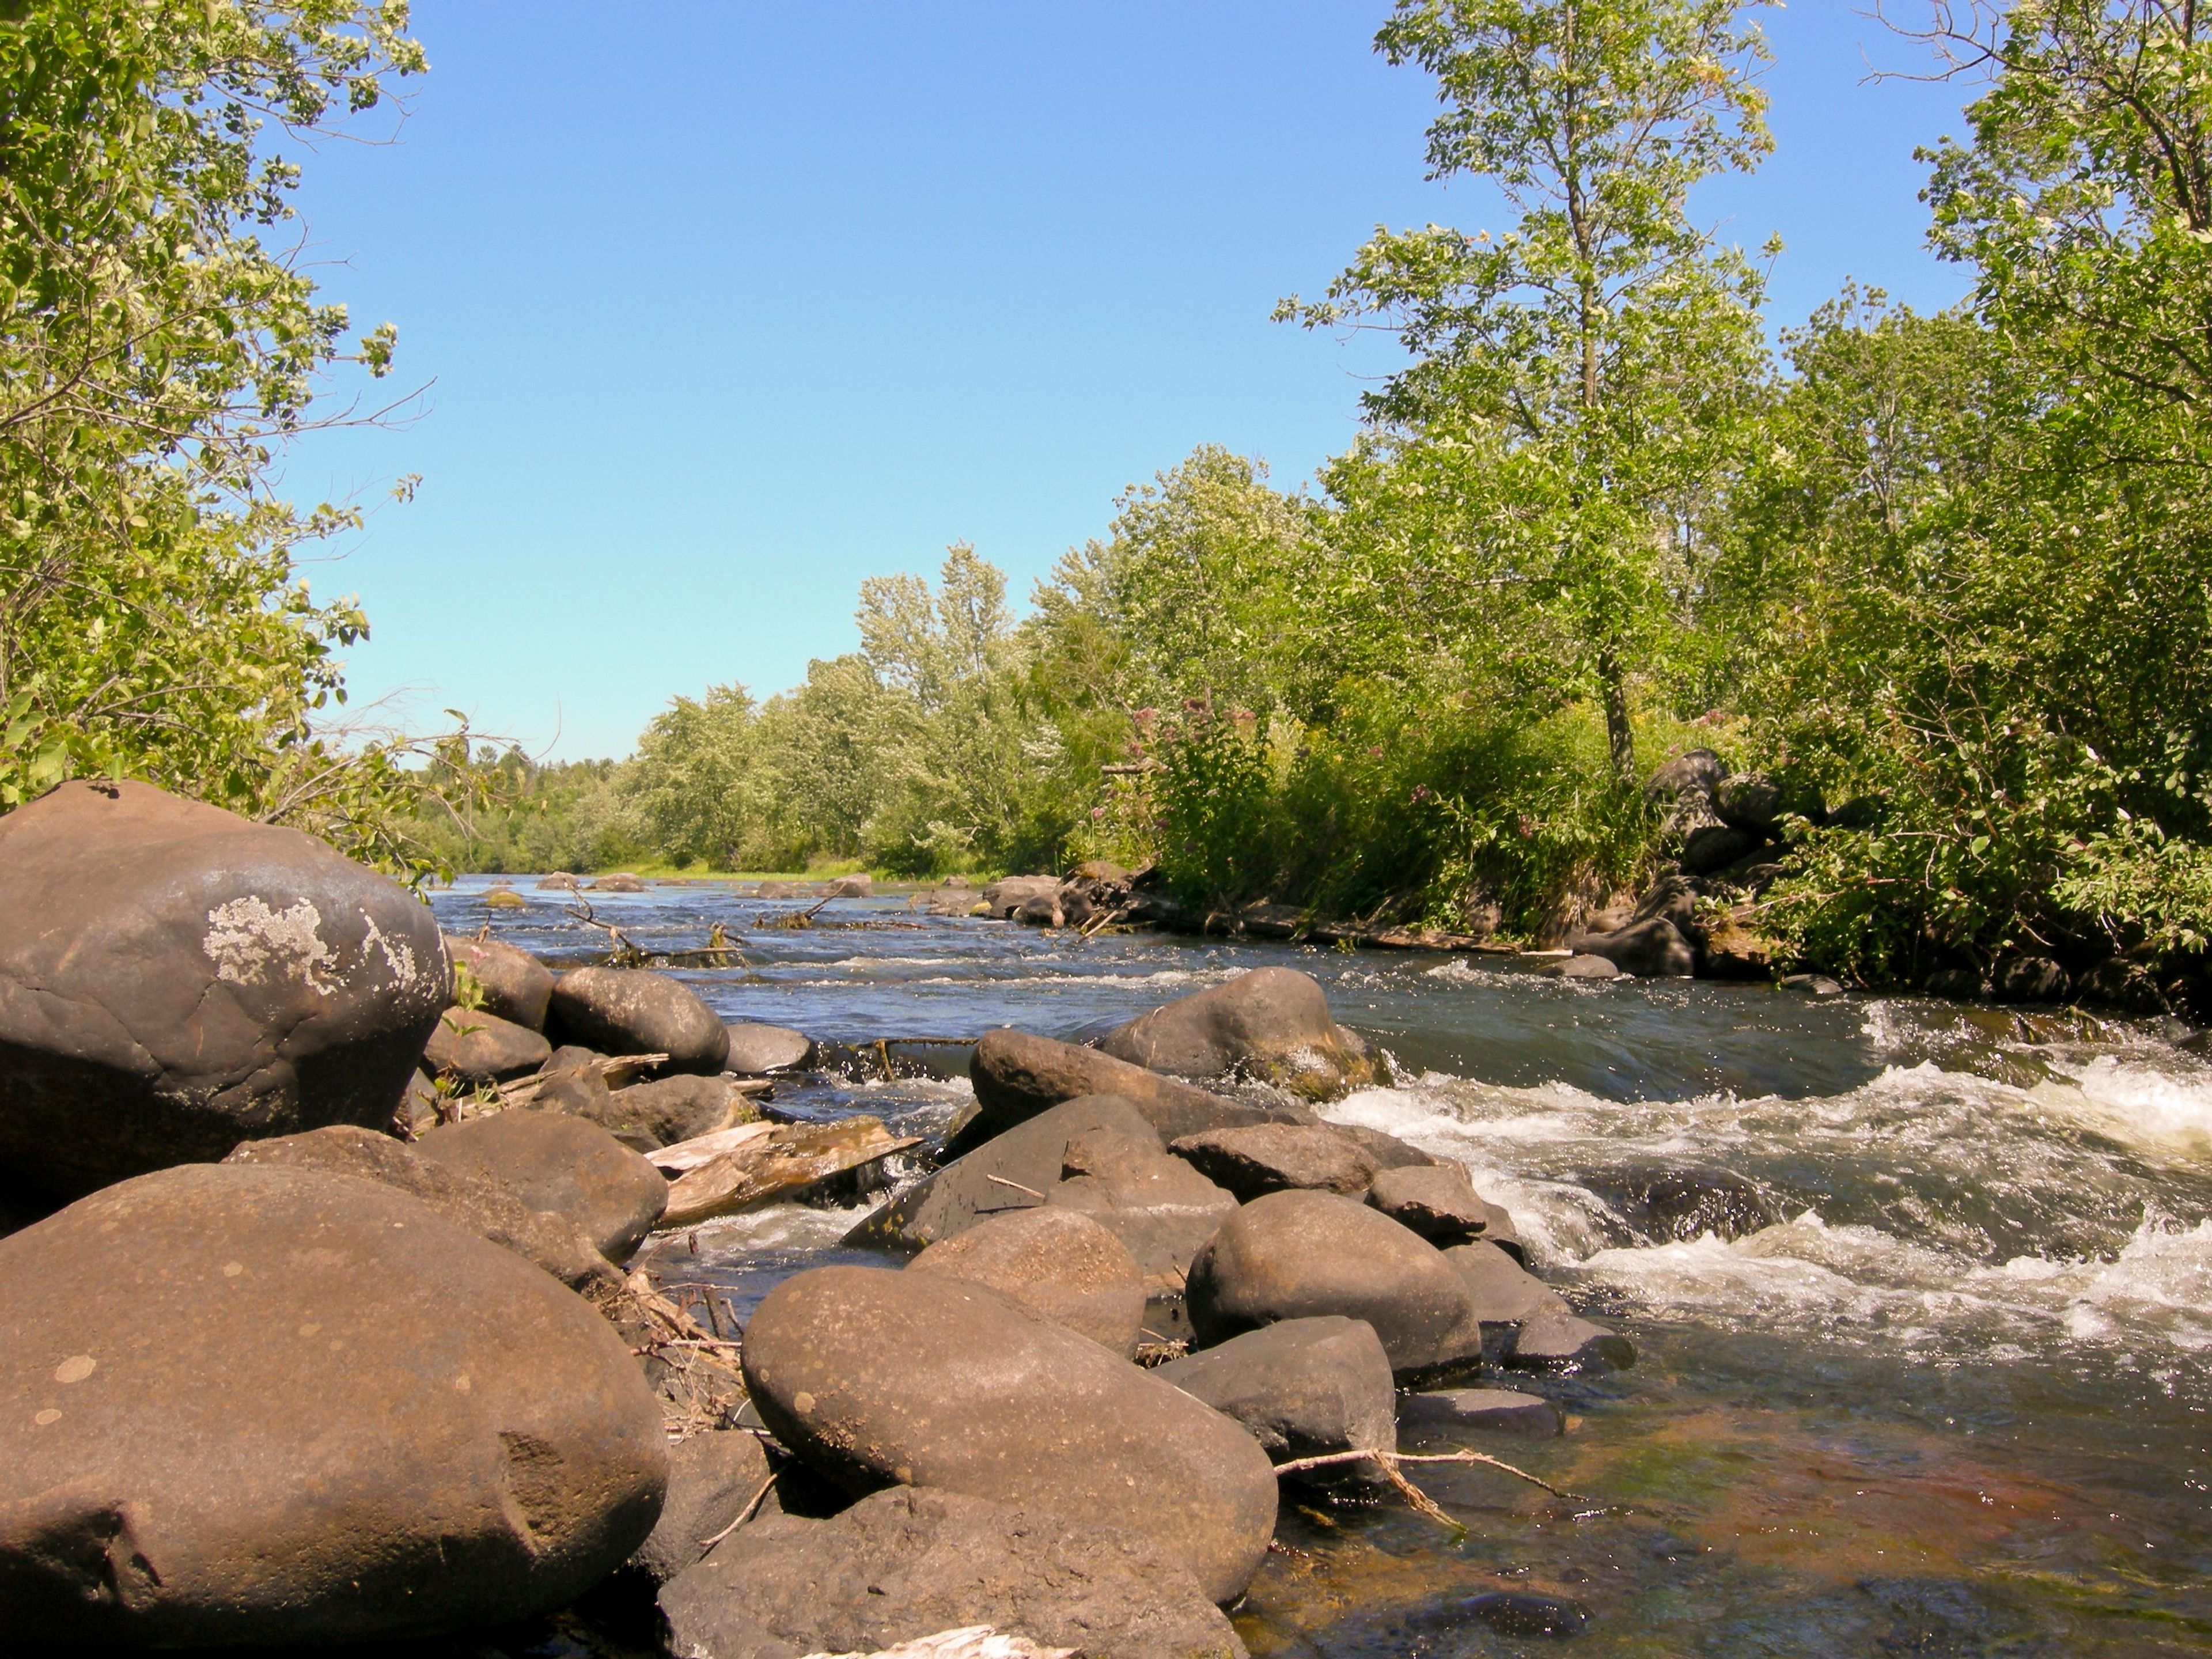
[359, 911, 434, 1000]
[203, 896, 338, 995]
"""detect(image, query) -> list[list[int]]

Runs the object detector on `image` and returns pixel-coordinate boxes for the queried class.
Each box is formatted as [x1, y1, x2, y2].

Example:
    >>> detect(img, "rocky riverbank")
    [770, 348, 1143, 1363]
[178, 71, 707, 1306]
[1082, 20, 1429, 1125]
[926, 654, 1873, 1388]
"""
[0, 781, 1626, 1656]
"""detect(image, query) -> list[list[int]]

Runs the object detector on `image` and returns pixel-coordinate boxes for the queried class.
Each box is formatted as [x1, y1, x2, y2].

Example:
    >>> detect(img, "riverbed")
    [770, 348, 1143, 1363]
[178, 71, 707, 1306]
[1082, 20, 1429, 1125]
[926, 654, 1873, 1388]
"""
[434, 876, 2212, 1658]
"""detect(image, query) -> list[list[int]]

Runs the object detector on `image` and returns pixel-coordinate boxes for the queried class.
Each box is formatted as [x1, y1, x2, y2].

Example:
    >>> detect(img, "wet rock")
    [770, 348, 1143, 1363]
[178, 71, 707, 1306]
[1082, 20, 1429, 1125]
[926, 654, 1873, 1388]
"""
[423, 1004, 553, 1084]
[664, 1117, 915, 1228]
[1186, 1190, 1486, 1378]
[415, 1109, 668, 1262]
[1168, 1123, 1380, 1201]
[550, 966, 730, 1075]
[1993, 955, 2070, 1003]
[0, 780, 448, 1203]
[659, 1486, 1242, 1659]
[596, 1074, 752, 1148]
[442, 933, 555, 1030]
[1097, 967, 1376, 1101]
[1457, 1593, 1589, 1639]
[1508, 1307, 1635, 1373]
[1052, 1124, 1241, 1298]
[1582, 1162, 1785, 1244]
[1779, 973, 1844, 998]
[1565, 916, 1695, 978]
[966, 1028, 1309, 1150]
[724, 1021, 815, 1074]
[846, 1096, 1166, 1253]
[0, 1162, 665, 1647]
[1397, 1387, 1560, 1440]
[1365, 1163, 1492, 1246]
[740, 1265, 1279, 1603]
[1544, 955, 1619, 980]
[1441, 1241, 1566, 1324]
[589, 873, 649, 892]
[222, 1123, 615, 1290]
[630, 1429, 774, 1584]
[910, 1207, 1146, 1356]
[1157, 1316, 1396, 1483]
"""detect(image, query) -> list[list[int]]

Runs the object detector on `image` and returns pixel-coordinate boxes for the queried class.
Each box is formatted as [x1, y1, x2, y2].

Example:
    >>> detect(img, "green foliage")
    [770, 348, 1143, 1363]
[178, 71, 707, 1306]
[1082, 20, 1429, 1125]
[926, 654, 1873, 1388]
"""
[0, 0, 441, 870]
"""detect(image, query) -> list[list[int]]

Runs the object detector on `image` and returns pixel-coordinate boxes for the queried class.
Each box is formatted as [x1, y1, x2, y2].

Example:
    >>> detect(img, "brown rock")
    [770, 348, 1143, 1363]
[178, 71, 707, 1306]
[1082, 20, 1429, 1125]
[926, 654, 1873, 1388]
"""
[1097, 967, 1377, 1101]
[740, 1266, 1278, 1604]
[1050, 1126, 1239, 1299]
[630, 1429, 774, 1584]
[910, 1207, 1146, 1357]
[0, 780, 448, 1203]
[423, 1004, 552, 1084]
[967, 1028, 1308, 1149]
[1365, 1163, 1493, 1245]
[415, 1109, 668, 1262]
[442, 933, 555, 1030]
[0, 1163, 665, 1646]
[1157, 1315, 1396, 1483]
[549, 967, 730, 1075]
[593, 1074, 751, 1148]
[1169, 1123, 1380, 1202]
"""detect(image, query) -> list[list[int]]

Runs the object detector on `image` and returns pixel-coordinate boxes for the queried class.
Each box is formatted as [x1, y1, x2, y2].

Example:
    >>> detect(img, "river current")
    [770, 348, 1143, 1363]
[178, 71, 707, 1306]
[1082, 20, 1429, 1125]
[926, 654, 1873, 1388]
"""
[432, 876, 2212, 1658]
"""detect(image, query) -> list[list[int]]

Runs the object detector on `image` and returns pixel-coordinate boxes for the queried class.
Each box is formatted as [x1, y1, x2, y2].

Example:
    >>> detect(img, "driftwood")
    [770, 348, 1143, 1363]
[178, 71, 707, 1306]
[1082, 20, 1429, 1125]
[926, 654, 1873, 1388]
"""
[587, 1270, 748, 1439]
[647, 1120, 777, 1177]
[803, 1631, 1074, 1659]
[661, 1116, 921, 1228]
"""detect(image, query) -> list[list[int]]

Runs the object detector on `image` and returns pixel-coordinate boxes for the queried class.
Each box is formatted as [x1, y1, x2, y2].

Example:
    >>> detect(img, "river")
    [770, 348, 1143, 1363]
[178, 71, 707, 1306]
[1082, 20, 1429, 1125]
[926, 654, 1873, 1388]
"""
[433, 876, 2212, 1658]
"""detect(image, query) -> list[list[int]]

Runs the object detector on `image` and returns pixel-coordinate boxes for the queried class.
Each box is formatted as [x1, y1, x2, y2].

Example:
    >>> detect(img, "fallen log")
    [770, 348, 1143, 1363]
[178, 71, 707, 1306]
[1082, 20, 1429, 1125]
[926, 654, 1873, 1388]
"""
[662, 1116, 921, 1228]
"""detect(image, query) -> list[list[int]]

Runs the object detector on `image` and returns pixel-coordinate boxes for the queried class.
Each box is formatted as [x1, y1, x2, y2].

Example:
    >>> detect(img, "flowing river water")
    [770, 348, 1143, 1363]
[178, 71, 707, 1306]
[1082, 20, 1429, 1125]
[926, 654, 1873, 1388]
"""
[431, 876, 2212, 1658]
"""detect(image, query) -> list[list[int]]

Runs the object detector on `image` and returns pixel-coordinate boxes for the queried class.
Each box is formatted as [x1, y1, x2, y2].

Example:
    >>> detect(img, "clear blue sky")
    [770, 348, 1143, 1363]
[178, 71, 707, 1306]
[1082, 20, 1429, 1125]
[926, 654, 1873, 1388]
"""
[289, 2, 1976, 762]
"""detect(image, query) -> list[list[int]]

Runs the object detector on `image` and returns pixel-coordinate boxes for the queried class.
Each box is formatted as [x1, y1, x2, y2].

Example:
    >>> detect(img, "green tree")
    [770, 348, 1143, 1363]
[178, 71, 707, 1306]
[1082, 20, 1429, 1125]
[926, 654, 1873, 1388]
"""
[1283, 0, 1775, 781]
[0, 1, 430, 863]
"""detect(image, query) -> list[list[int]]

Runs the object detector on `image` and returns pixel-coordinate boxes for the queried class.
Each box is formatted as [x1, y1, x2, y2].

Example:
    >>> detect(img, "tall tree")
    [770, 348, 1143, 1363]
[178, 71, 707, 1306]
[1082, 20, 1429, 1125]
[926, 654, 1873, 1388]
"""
[1285, 0, 1775, 781]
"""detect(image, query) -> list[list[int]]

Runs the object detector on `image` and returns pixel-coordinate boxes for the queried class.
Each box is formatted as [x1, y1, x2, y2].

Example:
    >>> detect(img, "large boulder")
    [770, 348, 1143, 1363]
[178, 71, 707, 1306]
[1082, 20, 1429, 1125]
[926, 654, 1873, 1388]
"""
[630, 1429, 773, 1585]
[740, 1266, 1278, 1604]
[1097, 968, 1376, 1101]
[1157, 1316, 1395, 1483]
[0, 1163, 665, 1646]
[910, 1207, 1146, 1357]
[1186, 1190, 1486, 1378]
[415, 1109, 668, 1262]
[548, 967, 729, 1075]
[1644, 749, 1725, 806]
[0, 781, 448, 1203]
[723, 1022, 814, 1075]
[1168, 1123, 1380, 1202]
[221, 1124, 614, 1290]
[422, 1005, 552, 1084]
[967, 1028, 1308, 1149]
[1565, 916, 1696, 978]
[442, 933, 554, 1030]
[1048, 1124, 1238, 1298]
[659, 1486, 1241, 1659]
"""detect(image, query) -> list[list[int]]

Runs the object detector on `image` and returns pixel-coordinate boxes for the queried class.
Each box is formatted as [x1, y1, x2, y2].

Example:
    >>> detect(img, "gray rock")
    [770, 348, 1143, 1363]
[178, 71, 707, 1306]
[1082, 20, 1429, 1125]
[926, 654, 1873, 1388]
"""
[739, 1266, 1278, 1604]
[659, 1486, 1243, 1659]
[1365, 1163, 1492, 1246]
[1098, 967, 1376, 1101]
[442, 933, 555, 1030]
[1544, 955, 1619, 980]
[1169, 1123, 1380, 1202]
[1157, 1316, 1395, 1483]
[536, 1047, 617, 1116]
[536, 872, 581, 891]
[979, 875, 1062, 919]
[1508, 1308, 1636, 1373]
[550, 967, 730, 1075]
[1441, 1241, 1565, 1324]
[724, 1022, 815, 1075]
[630, 1429, 774, 1584]
[909, 1206, 1146, 1357]
[822, 874, 873, 898]
[588, 873, 648, 892]
[0, 780, 448, 1203]
[423, 1004, 552, 1084]
[1715, 772, 1784, 832]
[1644, 749, 1725, 806]
[755, 880, 799, 900]
[1398, 1387, 1560, 1440]
[967, 1028, 1309, 1149]
[1186, 1190, 1486, 1378]
[594, 1074, 751, 1148]
[1050, 1125, 1240, 1299]
[221, 1124, 615, 1290]
[1779, 973, 1844, 998]
[415, 1109, 668, 1262]
[1563, 916, 1695, 978]
[0, 1163, 664, 1647]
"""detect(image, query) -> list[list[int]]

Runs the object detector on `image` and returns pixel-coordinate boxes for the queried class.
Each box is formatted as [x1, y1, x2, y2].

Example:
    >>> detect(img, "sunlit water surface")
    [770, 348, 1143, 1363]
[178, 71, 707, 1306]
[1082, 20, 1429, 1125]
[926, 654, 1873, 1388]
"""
[431, 877, 2212, 1658]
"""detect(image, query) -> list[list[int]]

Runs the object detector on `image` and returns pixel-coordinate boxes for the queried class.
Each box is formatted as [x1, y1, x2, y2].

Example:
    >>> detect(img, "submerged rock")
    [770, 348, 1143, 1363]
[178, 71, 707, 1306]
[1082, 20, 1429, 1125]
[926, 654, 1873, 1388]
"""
[1097, 968, 1376, 1101]
[550, 966, 730, 1075]
[0, 780, 448, 1203]
[1398, 1387, 1560, 1440]
[1185, 1190, 1486, 1378]
[1157, 1315, 1396, 1483]
[910, 1207, 1146, 1357]
[442, 933, 555, 1030]
[415, 1109, 668, 1262]
[1582, 1162, 1784, 1244]
[0, 1162, 665, 1647]
[740, 1266, 1278, 1604]
[659, 1486, 1243, 1659]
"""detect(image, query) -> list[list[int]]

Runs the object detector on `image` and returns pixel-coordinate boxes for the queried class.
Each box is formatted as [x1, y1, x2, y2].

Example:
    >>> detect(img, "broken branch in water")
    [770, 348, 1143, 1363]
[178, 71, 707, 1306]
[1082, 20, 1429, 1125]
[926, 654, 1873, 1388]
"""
[564, 893, 647, 964]
[1268, 1445, 1589, 1522]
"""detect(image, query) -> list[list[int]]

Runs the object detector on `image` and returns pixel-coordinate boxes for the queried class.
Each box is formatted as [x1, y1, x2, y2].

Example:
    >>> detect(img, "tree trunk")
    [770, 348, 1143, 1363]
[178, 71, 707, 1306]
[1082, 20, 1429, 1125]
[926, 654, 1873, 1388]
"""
[1597, 645, 1634, 786]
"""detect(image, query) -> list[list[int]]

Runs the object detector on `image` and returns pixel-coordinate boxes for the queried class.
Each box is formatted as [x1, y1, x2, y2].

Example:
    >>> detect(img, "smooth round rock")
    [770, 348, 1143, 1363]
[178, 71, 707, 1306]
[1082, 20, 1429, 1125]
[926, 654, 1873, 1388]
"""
[1097, 967, 1374, 1100]
[740, 1265, 1278, 1604]
[1187, 1190, 1486, 1377]
[909, 1206, 1146, 1356]
[722, 1022, 815, 1075]
[0, 781, 448, 1202]
[423, 1005, 552, 1084]
[442, 934, 555, 1029]
[415, 1109, 668, 1262]
[0, 1162, 666, 1647]
[550, 967, 729, 1075]
[593, 1075, 749, 1148]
